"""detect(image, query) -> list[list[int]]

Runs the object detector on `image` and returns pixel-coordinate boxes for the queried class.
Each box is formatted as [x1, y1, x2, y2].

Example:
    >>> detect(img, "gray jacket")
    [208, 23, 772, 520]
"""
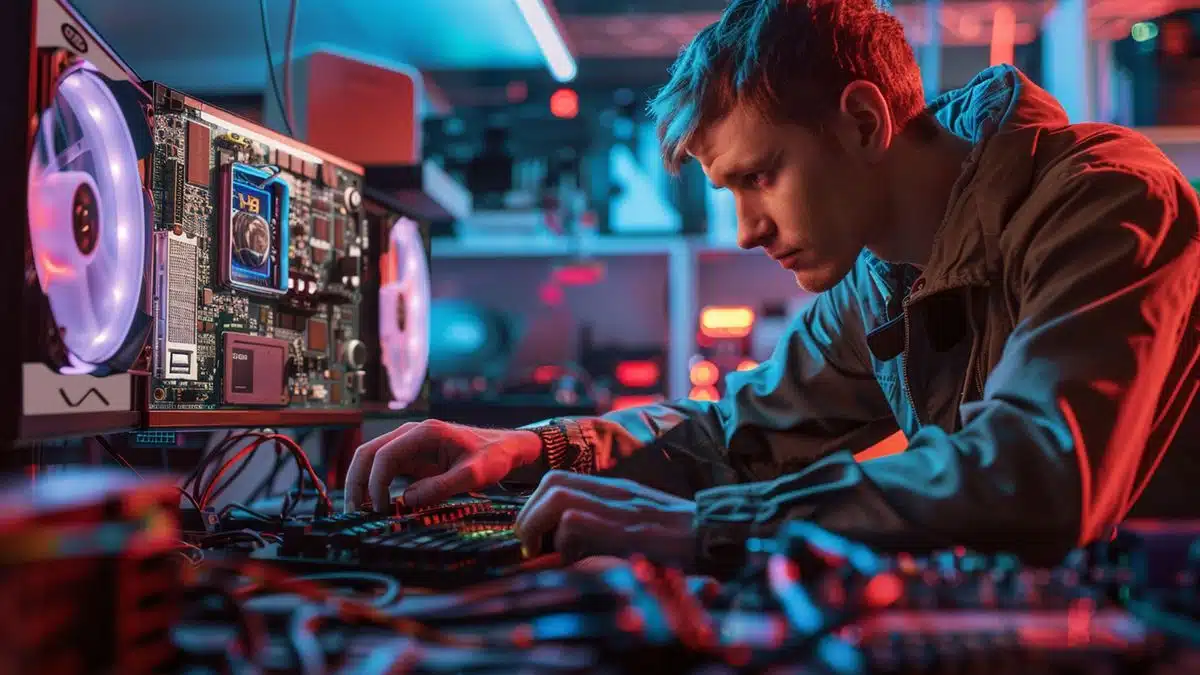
[528, 66, 1200, 575]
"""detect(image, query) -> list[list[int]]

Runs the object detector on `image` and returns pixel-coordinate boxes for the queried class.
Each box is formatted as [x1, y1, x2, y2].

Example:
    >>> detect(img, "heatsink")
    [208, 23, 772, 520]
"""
[153, 231, 199, 381]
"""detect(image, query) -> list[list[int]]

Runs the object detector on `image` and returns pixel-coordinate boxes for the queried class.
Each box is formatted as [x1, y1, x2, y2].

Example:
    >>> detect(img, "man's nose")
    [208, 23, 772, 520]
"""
[737, 215, 772, 250]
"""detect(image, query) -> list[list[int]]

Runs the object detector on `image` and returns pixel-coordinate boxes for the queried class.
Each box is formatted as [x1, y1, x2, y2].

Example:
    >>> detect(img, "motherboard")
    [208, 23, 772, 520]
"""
[147, 84, 367, 410]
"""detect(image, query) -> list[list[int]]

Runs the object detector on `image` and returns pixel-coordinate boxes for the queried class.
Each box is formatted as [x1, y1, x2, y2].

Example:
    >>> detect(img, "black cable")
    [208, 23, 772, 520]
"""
[93, 436, 142, 479]
[197, 529, 269, 549]
[198, 432, 274, 505]
[283, 0, 299, 136]
[178, 487, 202, 513]
[259, 0, 294, 137]
[184, 430, 233, 497]
[207, 438, 275, 504]
[219, 502, 276, 523]
[246, 450, 288, 502]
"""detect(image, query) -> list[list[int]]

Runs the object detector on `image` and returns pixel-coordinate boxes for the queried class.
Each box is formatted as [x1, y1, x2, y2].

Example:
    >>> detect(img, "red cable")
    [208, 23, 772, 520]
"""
[199, 433, 334, 514]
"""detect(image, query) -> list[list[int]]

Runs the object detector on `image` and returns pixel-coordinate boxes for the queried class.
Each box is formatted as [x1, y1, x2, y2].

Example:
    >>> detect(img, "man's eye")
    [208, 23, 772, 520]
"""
[744, 172, 771, 189]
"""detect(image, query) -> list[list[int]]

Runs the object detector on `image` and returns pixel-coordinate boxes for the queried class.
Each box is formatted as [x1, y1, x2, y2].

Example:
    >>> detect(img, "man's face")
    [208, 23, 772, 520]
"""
[692, 103, 885, 293]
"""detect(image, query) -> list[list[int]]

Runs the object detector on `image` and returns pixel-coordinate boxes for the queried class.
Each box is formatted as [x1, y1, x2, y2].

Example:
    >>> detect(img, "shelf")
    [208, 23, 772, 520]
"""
[19, 411, 141, 444]
[432, 234, 690, 259]
[364, 162, 472, 223]
[144, 408, 363, 430]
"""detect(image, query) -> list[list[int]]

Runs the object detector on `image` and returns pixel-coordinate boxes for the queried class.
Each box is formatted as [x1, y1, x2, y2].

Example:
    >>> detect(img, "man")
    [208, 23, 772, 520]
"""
[346, 0, 1200, 576]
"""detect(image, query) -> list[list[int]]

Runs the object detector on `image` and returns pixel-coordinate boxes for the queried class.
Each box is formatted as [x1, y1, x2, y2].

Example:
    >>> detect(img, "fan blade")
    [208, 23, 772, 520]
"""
[49, 271, 104, 364]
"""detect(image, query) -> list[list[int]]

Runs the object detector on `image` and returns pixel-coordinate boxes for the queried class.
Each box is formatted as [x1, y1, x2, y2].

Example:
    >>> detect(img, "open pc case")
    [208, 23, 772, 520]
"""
[7, 0, 155, 444]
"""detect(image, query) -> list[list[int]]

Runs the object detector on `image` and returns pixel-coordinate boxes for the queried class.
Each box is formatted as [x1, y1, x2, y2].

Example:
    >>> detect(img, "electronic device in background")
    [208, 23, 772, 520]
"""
[260, 48, 470, 228]
[144, 83, 366, 421]
[0, 469, 182, 675]
[689, 305, 760, 401]
[577, 336, 667, 412]
[12, 0, 154, 444]
[268, 49, 466, 421]
[361, 189, 431, 414]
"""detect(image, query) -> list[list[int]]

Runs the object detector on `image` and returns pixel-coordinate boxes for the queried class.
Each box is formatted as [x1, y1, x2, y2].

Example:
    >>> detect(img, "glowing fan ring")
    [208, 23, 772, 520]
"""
[380, 216, 430, 408]
[27, 61, 147, 373]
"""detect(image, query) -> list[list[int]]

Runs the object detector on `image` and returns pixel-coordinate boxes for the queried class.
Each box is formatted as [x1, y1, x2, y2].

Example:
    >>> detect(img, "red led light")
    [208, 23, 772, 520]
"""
[550, 88, 578, 119]
[616, 360, 660, 388]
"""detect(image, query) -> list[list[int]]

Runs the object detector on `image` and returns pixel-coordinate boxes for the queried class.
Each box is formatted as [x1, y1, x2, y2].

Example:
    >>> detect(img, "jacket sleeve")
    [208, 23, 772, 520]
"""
[692, 160, 1200, 575]
[517, 258, 901, 497]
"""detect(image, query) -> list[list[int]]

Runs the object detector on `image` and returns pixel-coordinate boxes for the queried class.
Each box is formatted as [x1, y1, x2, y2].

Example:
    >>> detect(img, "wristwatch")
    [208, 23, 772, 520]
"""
[533, 422, 569, 471]
[531, 418, 593, 473]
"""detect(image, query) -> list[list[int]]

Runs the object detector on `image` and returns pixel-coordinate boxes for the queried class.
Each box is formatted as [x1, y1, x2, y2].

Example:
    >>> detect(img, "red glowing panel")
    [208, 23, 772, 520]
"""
[689, 385, 719, 402]
[700, 305, 754, 339]
[615, 360, 660, 388]
[550, 88, 579, 119]
[533, 365, 563, 384]
[611, 395, 662, 411]
[552, 262, 605, 286]
[689, 360, 719, 386]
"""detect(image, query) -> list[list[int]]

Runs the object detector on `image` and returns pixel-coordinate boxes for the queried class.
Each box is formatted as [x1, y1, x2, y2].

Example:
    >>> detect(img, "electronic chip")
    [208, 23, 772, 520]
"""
[186, 122, 212, 186]
[308, 320, 328, 352]
[223, 333, 288, 406]
[334, 218, 346, 249]
[313, 216, 330, 241]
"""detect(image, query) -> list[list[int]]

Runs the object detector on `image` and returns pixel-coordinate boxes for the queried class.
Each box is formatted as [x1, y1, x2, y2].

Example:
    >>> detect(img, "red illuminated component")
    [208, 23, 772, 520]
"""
[690, 360, 719, 386]
[552, 262, 605, 286]
[616, 360, 660, 388]
[700, 305, 755, 339]
[538, 281, 564, 306]
[550, 88, 579, 119]
[689, 385, 719, 402]
[533, 365, 563, 384]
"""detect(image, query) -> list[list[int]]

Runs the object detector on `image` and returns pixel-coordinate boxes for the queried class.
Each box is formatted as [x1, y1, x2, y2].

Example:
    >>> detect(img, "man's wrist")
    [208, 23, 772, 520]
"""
[512, 429, 545, 467]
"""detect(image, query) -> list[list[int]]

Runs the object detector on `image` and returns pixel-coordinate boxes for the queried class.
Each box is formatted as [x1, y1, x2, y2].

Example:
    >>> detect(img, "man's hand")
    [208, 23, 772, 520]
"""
[514, 471, 698, 569]
[345, 420, 542, 512]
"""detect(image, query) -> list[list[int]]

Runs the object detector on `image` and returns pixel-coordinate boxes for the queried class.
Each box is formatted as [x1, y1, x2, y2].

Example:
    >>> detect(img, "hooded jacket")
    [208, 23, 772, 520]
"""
[526, 66, 1200, 575]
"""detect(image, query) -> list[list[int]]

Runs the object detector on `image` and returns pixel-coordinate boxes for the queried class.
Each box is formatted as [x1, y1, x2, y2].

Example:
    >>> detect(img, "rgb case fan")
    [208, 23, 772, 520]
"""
[380, 215, 431, 408]
[28, 59, 152, 374]
[362, 190, 431, 413]
[7, 0, 154, 444]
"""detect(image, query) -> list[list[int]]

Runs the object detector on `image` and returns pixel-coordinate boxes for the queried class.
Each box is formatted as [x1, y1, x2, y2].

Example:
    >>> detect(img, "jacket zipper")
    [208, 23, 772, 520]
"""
[900, 294, 923, 428]
[957, 288, 982, 413]
[974, 345, 988, 397]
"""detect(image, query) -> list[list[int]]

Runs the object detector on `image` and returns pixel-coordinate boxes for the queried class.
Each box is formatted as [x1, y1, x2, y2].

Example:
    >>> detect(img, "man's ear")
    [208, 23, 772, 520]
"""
[834, 80, 893, 162]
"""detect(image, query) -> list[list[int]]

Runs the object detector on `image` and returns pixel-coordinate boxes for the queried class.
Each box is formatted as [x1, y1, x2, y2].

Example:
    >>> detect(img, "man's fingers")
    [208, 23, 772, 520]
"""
[367, 422, 461, 512]
[555, 509, 628, 561]
[556, 511, 688, 564]
[516, 486, 637, 555]
[345, 422, 418, 511]
[518, 470, 670, 522]
[403, 457, 488, 509]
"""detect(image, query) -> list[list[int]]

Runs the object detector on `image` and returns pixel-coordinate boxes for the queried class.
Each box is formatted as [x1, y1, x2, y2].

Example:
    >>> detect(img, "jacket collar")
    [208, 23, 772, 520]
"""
[864, 66, 1071, 303]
